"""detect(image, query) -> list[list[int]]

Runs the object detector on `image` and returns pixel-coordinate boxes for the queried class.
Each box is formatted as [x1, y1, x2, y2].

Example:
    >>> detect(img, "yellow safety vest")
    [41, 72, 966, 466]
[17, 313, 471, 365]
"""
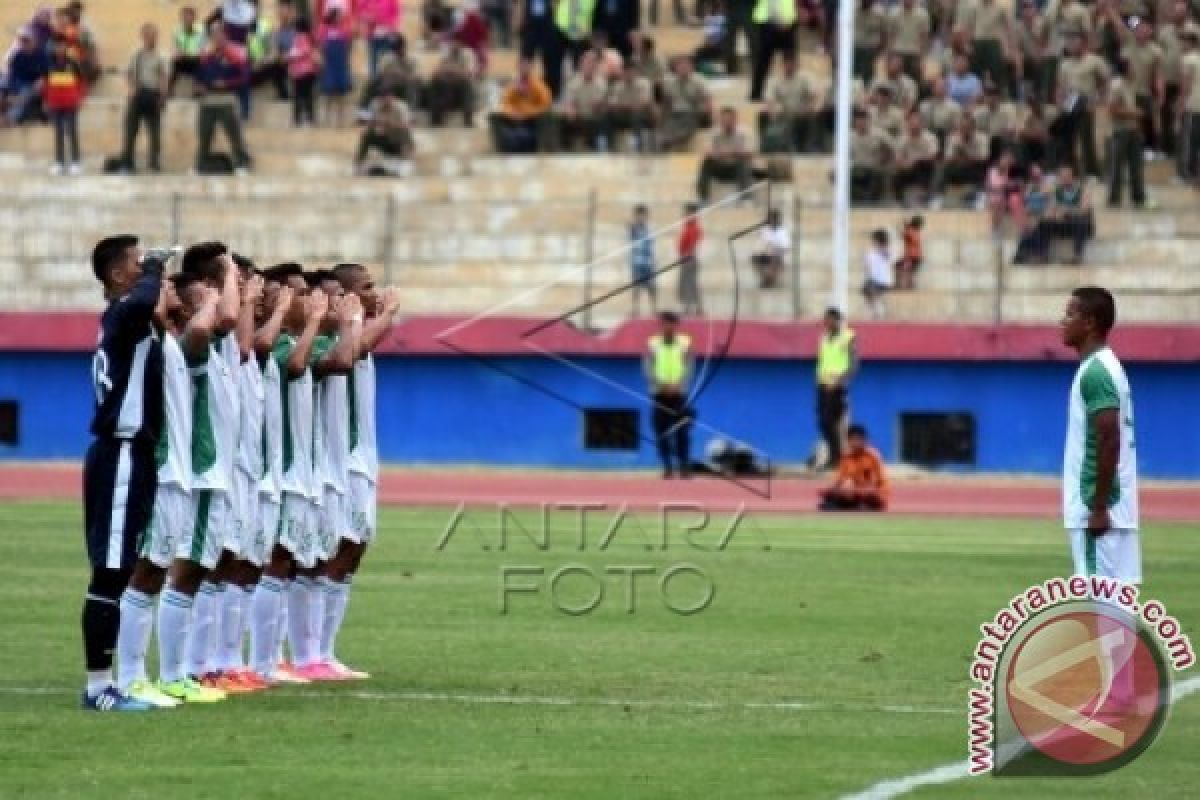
[753, 0, 797, 26]
[555, 0, 596, 40]
[248, 17, 274, 63]
[649, 333, 691, 385]
[816, 328, 854, 386]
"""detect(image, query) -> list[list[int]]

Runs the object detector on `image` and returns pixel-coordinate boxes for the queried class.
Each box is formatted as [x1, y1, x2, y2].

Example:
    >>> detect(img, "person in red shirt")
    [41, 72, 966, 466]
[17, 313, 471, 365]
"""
[43, 37, 85, 175]
[818, 424, 890, 511]
[677, 202, 704, 316]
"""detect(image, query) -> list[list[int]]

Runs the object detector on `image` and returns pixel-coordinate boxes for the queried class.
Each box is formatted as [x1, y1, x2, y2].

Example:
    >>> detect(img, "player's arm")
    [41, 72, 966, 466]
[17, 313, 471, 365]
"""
[358, 287, 400, 357]
[213, 253, 240, 336]
[111, 263, 165, 332]
[236, 273, 263, 363]
[313, 294, 363, 377]
[842, 337, 859, 386]
[181, 287, 220, 362]
[1089, 408, 1120, 533]
[254, 285, 293, 359]
[285, 291, 327, 378]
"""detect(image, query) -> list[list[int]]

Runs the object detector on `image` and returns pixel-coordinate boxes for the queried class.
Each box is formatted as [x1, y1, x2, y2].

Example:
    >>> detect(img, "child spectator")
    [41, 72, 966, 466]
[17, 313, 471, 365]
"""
[986, 150, 1026, 236]
[43, 37, 85, 175]
[319, 7, 354, 127]
[862, 228, 893, 318]
[678, 203, 704, 316]
[287, 18, 321, 126]
[818, 424, 889, 511]
[894, 216, 923, 290]
[630, 204, 657, 317]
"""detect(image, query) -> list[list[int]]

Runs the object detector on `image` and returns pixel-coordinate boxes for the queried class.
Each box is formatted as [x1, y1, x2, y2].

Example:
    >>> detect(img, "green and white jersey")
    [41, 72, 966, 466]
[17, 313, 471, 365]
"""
[155, 333, 195, 490]
[347, 354, 378, 483]
[1063, 347, 1138, 529]
[259, 354, 283, 501]
[320, 368, 350, 494]
[191, 334, 240, 492]
[274, 333, 333, 500]
[236, 347, 264, 480]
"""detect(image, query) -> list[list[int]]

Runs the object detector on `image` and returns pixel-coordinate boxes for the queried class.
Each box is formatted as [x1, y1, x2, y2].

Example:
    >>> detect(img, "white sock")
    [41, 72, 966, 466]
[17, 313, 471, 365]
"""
[219, 583, 246, 671]
[250, 577, 285, 676]
[320, 577, 351, 663]
[275, 588, 289, 664]
[157, 588, 194, 684]
[237, 585, 254, 668]
[86, 669, 113, 698]
[185, 581, 219, 677]
[287, 578, 313, 666]
[206, 583, 227, 673]
[116, 588, 156, 691]
[307, 580, 325, 665]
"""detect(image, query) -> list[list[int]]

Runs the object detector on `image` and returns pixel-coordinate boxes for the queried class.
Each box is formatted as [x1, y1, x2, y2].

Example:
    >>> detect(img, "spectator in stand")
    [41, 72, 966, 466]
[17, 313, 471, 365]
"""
[448, 0, 490, 75]
[1037, 165, 1093, 263]
[481, 0, 513, 51]
[659, 57, 712, 152]
[359, 40, 423, 112]
[962, 0, 1016, 97]
[43, 36, 84, 176]
[195, 21, 252, 173]
[1016, 97, 1056, 170]
[677, 202, 704, 316]
[629, 33, 666, 96]
[1108, 56, 1148, 207]
[584, 30, 624, 79]
[2, 28, 48, 126]
[869, 85, 905, 143]
[555, 0, 597, 79]
[723, 0, 754, 75]
[29, 7, 56, 52]
[249, 0, 297, 102]
[516, 0, 564, 98]
[606, 63, 657, 151]
[1014, 165, 1052, 264]
[887, 0, 931, 84]
[559, 51, 609, 150]
[360, 0, 402, 78]
[871, 53, 919, 115]
[427, 43, 477, 126]
[319, 7, 355, 127]
[355, 94, 414, 172]
[759, 54, 820, 154]
[1017, 1, 1053, 104]
[986, 149, 1027, 236]
[749, 0, 800, 102]
[849, 109, 891, 204]
[693, 1, 727, 76]
[946, 52, 983, 107]
[287, 17, 320, 126]
[919, 76, 964, 152]
[629, 204, 657, 317]
[593, 0, 640, 61]
[168, 6, 207, 96]
[893, 110, 939, 205]
[817, 424, 889, 512]
[1119, 17, 1164, 161]
[62, 1, 99, 85]
[862, 228, 892, 318]
[696, 107, 752, 204]
[217, 0, 258, 45]
[489, 57, 552, 152]
[852, 0, 887, 85]
[1159, 2, 1191, 164]
[894, 215, 922, 289]
[1055, 33, 1109, 179]
[1176, 26, 1200, 183]
[119, 23, 168, 174]
[934, 113, 990, 208]
[752, 209, 790, 289]
[974, 82, 1020, 161]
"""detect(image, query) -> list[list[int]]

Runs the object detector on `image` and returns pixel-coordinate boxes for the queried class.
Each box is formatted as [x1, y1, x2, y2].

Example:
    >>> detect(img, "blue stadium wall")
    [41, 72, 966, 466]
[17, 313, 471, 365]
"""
[1, 351, 1197, 478]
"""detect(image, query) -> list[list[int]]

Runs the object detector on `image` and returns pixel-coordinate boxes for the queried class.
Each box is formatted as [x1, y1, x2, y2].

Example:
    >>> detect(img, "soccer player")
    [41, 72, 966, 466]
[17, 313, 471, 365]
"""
[1060, 287, 1139, 583]
[113, 272, 225, 708]
[82, 236, 168, 711]
[248, 270, 361, 682]
[319, 264, 401, 677]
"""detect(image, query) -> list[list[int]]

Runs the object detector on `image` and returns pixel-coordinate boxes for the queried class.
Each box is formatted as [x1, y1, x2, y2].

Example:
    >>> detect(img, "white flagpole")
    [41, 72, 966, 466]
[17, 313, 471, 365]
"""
[831, 0, 856, 314]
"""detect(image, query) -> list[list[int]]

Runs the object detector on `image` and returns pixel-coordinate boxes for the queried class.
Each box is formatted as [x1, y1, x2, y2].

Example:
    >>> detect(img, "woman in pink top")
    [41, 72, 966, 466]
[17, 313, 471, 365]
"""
[986, 150, 1025, 236]
[287, 17, 320, 126]
[360, 0, 401, 78]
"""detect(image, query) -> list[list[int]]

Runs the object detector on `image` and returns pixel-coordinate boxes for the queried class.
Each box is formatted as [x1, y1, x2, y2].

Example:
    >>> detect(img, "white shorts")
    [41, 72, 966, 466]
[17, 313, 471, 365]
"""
[184, 488, 230, 570]
[138, 483, 194, 569]
[1069, 528, 1142, 584]
[278, 491, 318, 569]
[346, 473, 377, 544]
[246, 493, 281, 568]
[317, 486, 344, 561]
[230, 467, 260, 558]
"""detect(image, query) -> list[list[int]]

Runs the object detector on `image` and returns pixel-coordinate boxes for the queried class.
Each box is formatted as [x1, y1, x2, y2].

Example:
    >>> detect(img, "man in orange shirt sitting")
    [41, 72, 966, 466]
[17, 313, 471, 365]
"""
[818, 424, 889, 512]
[489, 57, 552, 153]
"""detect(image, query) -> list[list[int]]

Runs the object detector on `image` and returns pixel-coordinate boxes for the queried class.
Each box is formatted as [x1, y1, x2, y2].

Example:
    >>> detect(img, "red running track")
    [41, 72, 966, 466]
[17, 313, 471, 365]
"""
[0, 465, 1195, 522]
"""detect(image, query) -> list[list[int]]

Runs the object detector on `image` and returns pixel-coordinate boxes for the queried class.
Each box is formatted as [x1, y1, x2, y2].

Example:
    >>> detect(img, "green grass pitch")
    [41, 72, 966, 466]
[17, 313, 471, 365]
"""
[0, 500, 1196, 799]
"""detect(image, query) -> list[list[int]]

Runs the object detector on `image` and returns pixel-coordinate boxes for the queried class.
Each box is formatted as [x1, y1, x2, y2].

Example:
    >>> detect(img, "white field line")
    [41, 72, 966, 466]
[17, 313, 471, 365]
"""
[841, 673, 1200, 800]
[0, 685, 955, 716]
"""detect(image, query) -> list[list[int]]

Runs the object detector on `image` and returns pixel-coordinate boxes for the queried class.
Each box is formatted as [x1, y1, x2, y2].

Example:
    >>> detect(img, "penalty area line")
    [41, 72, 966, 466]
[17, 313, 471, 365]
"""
[841, 673, 1200, 800]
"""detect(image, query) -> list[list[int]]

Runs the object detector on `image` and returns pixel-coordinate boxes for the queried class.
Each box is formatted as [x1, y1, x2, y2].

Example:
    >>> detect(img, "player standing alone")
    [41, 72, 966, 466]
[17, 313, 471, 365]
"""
[1060, 287, 1139, 583]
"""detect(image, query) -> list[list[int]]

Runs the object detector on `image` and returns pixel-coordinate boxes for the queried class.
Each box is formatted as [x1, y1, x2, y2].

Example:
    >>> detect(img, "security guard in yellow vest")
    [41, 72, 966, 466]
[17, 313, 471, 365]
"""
[814, 307, 858, 470]
[645, 311, 695, 478]
[749, 0, 798, 102]
[555, 0, 596, 72]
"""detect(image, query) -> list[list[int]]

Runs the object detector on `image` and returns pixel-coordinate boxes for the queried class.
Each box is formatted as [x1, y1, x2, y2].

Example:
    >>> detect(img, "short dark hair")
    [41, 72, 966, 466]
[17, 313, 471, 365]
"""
[824, 307, 843, 320]
[847, 424, 867, 439]
[871, 229, 889, 247]
[169, 271, 206, 296]
[262, 263, 304, 285]
[1071, 286, 1116, 336]
[233, 253, 256, 275]
[181, 241, 228, 282]
[91, 235, 138, 285]
[304, 269, 337, 288]
[331, 263, 368, 287]
[660, 310, 680, 324]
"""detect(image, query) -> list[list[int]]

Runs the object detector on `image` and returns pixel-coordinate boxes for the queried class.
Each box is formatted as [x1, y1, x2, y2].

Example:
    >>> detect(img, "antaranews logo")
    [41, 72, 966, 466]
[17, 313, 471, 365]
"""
[968, 576, 1194, 777]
